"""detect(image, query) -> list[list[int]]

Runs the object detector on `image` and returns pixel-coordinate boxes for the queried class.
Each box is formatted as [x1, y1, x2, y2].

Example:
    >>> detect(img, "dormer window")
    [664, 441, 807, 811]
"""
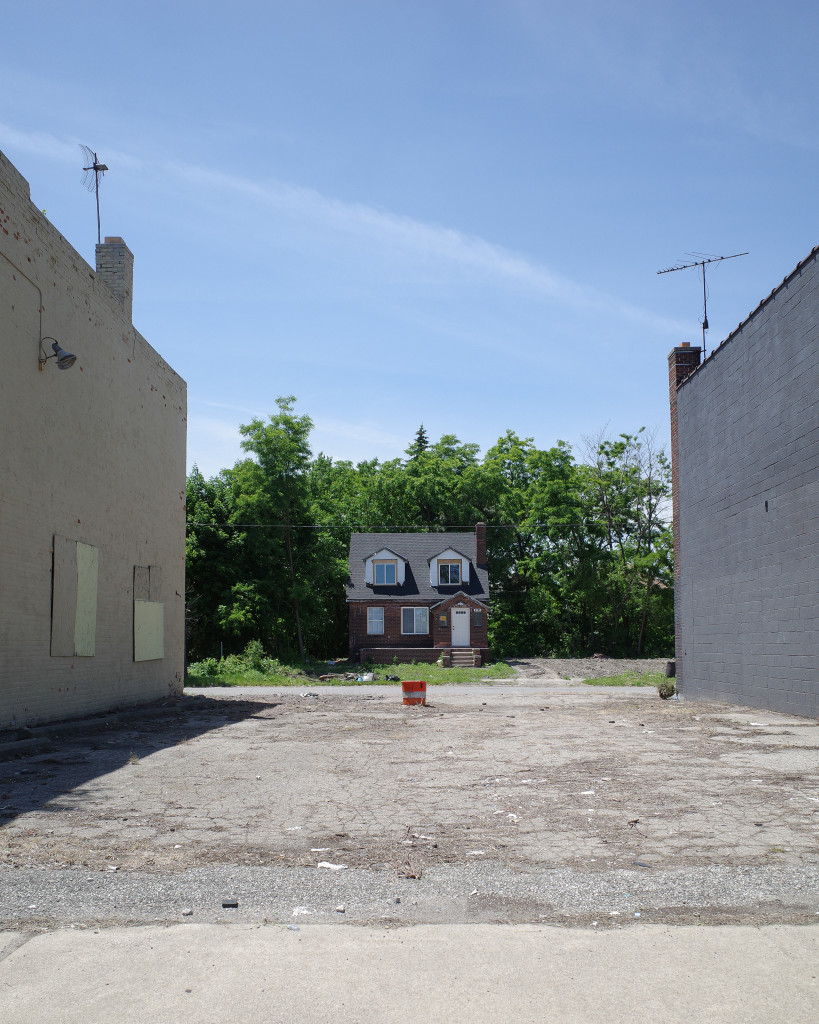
[438, 561, 461, 585]
[429, 547, 470, 588]
[365, 548, 406, 586]
[373, 560, 397, 586]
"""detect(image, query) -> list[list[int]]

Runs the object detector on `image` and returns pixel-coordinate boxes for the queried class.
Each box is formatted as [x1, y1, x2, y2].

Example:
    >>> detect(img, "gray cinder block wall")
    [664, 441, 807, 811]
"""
[670, 246, 819, 717]
[0, 149, 187, 727]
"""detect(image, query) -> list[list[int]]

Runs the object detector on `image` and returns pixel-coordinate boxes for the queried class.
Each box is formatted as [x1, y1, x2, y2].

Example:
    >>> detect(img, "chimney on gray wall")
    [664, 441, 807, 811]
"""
[667, 341, 702, 694]
[475, 522, 487, 567]
[95, 236, 134, 323]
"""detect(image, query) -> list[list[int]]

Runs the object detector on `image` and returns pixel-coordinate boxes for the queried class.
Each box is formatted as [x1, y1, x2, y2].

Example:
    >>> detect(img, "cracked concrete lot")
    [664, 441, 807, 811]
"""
[1, 665, 818, 929]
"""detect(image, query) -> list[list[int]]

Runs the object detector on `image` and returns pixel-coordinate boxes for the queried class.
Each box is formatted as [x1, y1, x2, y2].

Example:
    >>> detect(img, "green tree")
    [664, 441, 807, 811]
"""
[405, 424, 429, 460]
[233, 396, 314, 659]
[185, 466, 239, 661]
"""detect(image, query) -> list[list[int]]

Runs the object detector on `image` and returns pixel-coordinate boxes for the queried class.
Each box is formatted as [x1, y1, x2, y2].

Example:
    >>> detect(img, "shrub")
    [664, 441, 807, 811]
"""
[187, 657, 218, 677]
[242, 639, 266, 672]
[218, 653, 245, 674]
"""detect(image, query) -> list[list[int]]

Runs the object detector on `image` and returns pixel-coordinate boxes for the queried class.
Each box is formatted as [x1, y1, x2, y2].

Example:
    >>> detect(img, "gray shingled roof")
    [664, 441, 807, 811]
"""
[347, 532, 489, 603]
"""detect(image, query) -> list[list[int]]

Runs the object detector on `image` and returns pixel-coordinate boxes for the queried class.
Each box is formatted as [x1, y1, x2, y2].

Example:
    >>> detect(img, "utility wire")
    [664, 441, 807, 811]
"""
[186, 520, 662, 531]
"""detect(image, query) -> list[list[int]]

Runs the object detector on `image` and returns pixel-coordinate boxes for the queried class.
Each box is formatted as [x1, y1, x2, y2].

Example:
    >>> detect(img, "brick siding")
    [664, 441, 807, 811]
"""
[672, 251, 819, 717]
[349, 596, 489, 660]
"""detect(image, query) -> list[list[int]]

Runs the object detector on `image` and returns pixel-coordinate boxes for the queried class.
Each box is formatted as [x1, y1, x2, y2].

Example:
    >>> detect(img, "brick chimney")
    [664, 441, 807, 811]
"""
[475, 522, 487, 567]
[668, 343, 701, 688]
[95, 236, 134, 323]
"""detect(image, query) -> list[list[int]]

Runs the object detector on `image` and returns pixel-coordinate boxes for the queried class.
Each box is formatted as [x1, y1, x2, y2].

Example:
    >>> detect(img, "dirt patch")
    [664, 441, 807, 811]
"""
[508, 657, 670, 681]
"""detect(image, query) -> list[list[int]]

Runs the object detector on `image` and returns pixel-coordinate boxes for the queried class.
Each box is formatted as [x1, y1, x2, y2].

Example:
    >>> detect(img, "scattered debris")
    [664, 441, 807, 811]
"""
[182, 908, 193, 916]
[398, 861, 422, 879]
[222, 900, 239, 909]
[317, 861, 347, 871]
[292, 907, 312, 916]
[335, 904, 345, 913]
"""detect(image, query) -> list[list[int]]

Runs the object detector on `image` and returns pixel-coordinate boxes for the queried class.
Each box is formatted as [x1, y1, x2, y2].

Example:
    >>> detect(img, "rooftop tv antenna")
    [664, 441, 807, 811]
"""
[657, 251, 748, 358]
[80, 145, 108, 245]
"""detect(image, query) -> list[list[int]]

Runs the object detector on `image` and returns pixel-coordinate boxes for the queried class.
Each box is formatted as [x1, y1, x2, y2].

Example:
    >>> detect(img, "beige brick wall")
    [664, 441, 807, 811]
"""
[0, 149, 187, 727]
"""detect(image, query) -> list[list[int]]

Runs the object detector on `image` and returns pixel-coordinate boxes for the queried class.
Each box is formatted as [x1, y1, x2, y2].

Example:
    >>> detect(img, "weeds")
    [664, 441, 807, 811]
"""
[583, 671, 667, 689]
[185, 641, 512, 687]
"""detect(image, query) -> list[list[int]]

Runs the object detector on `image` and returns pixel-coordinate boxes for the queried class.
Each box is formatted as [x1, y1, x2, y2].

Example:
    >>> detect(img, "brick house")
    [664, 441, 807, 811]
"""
[668, 244, 819, 717]
[347, 524, 490, 666]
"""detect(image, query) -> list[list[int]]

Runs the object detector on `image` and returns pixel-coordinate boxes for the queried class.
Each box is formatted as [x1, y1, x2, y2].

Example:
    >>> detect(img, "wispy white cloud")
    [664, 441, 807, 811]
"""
[1, 122, 686, 335]
[186, 414, 245, 476]
[0, 123, 146, 171]
[194, 397, 264, 417]
[312, 416, 406, 453]
[187, 409, 409, 474]
[168, 160, 686, 335]
[0, 124, 80, 164]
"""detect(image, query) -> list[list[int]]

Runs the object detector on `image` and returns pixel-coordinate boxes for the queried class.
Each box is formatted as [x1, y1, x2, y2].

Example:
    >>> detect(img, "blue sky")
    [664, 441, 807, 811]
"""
[3, 1, 818, 477]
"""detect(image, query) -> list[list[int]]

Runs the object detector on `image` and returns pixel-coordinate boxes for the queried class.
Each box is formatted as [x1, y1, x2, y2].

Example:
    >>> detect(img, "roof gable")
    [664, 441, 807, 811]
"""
[347, 531, 489, 604]
[426, 546, 470, 564]
[364, 546, 404, 563]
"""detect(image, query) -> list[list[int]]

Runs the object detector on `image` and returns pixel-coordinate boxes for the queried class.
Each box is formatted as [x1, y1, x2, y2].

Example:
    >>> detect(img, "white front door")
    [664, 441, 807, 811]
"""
[451, 607, 470, 647]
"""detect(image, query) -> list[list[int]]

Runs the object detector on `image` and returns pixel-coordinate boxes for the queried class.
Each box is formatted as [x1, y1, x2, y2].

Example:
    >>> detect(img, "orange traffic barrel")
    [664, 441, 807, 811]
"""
[401, 680, 427, 706]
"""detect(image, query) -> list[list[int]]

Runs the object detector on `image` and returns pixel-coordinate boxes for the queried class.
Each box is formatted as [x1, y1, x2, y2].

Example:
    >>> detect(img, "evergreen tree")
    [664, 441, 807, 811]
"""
[405, 424, 429, 460]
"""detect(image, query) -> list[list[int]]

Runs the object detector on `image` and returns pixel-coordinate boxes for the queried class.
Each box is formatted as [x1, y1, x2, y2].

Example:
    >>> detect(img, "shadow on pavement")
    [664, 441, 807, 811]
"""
[0, 696, 278, 826]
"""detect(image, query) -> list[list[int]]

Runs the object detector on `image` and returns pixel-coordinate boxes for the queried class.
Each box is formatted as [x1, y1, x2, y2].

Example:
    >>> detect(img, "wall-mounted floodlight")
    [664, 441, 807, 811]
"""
[39, 337, 77, 371]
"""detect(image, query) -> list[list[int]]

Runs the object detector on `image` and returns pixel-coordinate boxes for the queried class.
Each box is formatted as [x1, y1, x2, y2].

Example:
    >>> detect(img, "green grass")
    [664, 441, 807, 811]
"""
[582, 670, 667, 688]
[185, 659, 513, 688]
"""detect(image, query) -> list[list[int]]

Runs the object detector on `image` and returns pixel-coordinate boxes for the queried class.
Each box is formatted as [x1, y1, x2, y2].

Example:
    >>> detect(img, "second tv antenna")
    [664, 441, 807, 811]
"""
[658, 251, 748, 358]
[80, 145, 109, 245]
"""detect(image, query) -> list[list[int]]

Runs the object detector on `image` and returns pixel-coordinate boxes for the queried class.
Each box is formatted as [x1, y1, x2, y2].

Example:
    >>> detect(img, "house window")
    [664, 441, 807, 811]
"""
[373, 560, 397, 585]
[401, 607, 429, 634]
[438, 561, 461, 585]
[472, 608, 483, 628]
[367, 607, 384, 634]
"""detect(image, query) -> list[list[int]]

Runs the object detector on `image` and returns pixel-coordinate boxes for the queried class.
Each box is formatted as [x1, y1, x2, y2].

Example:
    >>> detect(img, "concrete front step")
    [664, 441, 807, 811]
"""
[451, 650, 481, 667]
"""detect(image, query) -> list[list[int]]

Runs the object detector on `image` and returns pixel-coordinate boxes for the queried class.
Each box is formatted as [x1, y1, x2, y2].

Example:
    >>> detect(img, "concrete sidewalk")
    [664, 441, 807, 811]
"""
[1, 922, 817, 1023]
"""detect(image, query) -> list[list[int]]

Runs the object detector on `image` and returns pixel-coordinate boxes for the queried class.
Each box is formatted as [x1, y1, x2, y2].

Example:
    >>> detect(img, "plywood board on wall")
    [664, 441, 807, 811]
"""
[51, 536, 97, 657]
[74, 542, 98, 656]
[134, 600, 164, 661]
[51, 536, 78, 657]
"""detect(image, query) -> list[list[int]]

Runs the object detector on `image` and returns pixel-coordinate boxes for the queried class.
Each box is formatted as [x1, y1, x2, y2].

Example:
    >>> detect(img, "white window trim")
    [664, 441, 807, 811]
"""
[401, 606, 429, 635]
[367, 607, 384, 634]
[438, 560, 462, 586]
[373, 559, 398, 586]
[429, 549, 470, 586]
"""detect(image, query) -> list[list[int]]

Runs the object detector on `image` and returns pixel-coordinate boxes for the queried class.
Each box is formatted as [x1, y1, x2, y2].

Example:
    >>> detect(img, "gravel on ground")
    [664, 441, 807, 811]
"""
[1, 660, 816, 932]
